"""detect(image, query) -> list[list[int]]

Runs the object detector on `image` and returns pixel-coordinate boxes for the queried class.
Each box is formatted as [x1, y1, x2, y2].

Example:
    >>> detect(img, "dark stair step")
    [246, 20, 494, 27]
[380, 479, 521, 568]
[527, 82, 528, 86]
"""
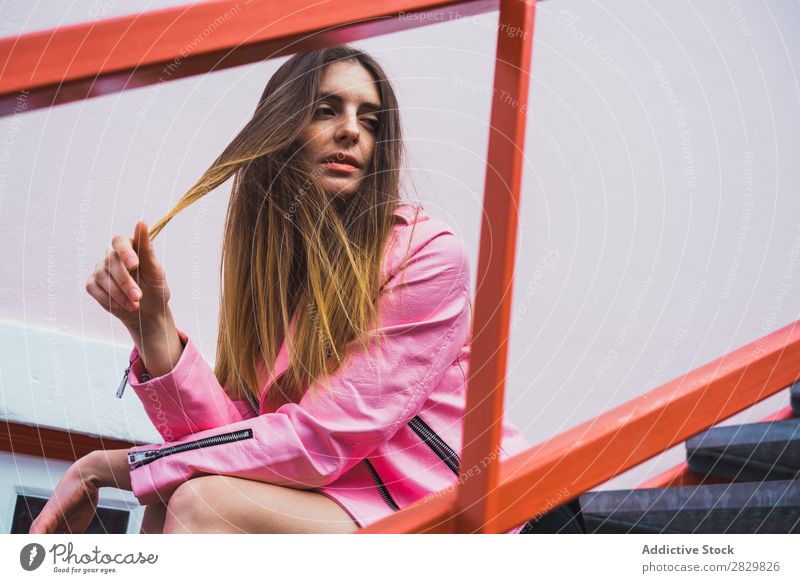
[792, 381, 800, 416]
[580, 479, 800, 533]
[686, 419, 800, 482]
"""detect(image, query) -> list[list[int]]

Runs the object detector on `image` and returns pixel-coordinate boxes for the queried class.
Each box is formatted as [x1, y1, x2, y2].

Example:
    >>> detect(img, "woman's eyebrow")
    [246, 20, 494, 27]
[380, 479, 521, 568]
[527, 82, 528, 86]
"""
[315, 91, 382, 113]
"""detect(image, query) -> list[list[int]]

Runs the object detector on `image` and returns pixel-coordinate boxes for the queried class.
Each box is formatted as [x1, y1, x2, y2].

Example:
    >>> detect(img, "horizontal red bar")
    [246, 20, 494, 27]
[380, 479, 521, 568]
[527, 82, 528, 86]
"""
[0, 0, 497, 116]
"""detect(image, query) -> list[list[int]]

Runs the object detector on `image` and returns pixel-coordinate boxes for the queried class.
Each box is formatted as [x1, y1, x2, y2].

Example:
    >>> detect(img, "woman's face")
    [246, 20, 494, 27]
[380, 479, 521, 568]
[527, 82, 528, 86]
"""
[299, 60, 382, 198]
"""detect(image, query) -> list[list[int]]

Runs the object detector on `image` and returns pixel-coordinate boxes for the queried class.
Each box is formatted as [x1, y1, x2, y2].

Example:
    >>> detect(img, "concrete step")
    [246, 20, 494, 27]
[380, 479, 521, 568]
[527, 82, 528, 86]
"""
[686, 419, 800, 482]
[580, 479, 800, 533]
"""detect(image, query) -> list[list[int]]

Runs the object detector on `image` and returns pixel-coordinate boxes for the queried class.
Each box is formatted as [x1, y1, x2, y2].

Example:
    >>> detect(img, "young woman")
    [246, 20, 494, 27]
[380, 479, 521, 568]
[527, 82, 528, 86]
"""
[29, 45, 552, 535]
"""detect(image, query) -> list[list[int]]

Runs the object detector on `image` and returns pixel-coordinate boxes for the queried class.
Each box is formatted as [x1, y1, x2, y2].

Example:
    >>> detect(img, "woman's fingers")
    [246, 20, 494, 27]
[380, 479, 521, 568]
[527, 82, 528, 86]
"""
[108, 241, 142, 302]
[132, 221, 158, 273]
[29, 479, 93, 534]
[111, 233, 139, 270]
[96, 268, 137, 311]
[85, 222, 168, 322]
[86, 275, 134, 314]
[29, 501, 63, 534]
[29, 514, 50, 534]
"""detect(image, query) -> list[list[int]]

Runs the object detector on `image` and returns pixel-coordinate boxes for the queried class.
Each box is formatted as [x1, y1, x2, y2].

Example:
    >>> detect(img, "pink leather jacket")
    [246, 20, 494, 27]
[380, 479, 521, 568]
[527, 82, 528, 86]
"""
[123, 203, 531, 533]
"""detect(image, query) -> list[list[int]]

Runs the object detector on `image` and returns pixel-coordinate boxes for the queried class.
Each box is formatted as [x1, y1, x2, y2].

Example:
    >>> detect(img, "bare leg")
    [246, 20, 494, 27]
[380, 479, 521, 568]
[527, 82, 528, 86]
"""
[139, 501, 168, 534]
[162, 476, 359, 534]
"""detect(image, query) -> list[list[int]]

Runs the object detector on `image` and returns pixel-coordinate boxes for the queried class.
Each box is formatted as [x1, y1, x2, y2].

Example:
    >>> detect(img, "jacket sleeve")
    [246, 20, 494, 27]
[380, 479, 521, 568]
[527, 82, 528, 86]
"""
[126, 220, 472, 506]
[126, 329, 258, 443]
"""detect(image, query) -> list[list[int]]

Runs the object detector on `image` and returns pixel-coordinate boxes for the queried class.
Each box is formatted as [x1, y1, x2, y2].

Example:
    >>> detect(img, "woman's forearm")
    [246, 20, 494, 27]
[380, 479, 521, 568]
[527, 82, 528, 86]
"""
[125, 304, 185, 378]
[84, 449, 133, 491]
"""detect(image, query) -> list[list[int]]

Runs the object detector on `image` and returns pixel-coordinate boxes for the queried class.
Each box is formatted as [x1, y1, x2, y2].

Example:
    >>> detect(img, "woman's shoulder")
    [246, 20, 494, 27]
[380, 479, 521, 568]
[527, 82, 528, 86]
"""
[390, 202, 465, 249]
[392, 202, 425, 226]
[390, 202, 460, 239]
[384, 203, 469, 280]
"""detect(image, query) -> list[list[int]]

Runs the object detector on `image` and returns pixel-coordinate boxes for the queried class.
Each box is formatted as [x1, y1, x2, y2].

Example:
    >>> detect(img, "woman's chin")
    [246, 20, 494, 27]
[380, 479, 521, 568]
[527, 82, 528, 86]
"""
[321, 178, 359, 198]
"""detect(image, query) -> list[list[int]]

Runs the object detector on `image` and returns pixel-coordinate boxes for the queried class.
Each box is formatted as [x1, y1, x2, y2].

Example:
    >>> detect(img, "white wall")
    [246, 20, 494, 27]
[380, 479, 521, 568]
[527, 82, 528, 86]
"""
[1, 1, 798, 497]
[0, 321, 160, 442]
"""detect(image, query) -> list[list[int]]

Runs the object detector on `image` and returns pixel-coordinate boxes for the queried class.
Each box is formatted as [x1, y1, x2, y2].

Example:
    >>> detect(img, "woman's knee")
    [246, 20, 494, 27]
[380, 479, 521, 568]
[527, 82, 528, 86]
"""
[161, 475, 356, 533]
[164, 476, 233, 533]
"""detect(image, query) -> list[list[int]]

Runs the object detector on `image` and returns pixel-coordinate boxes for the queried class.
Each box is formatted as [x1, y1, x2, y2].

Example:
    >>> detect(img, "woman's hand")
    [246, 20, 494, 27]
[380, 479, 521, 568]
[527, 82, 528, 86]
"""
[85, 221, 170, 329]
[29, 449, 132, 534]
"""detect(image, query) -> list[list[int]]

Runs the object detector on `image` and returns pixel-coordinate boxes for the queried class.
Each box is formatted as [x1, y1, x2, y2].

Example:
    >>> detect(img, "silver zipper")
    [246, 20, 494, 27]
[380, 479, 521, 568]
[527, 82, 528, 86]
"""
[127, 449, 160, 466]
[128, 428, 254, 469]
[365, 415, 462, 512]
[115, 361, 132, 398]
[363, 459, 400, 511]
[117, 359, 152, 398]
[408, 415, 461, 476]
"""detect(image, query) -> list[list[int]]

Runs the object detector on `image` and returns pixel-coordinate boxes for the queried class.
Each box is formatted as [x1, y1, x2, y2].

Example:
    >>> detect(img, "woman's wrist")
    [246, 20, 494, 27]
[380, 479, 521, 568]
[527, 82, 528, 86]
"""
[81, 449, 133, 491]
[126, 305, 185, 378]
[124, 306, 171, 343]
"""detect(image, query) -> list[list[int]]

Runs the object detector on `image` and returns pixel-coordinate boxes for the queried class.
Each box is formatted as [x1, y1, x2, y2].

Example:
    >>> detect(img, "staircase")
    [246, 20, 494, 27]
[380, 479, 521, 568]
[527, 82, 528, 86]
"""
[580, 382, 800, 533]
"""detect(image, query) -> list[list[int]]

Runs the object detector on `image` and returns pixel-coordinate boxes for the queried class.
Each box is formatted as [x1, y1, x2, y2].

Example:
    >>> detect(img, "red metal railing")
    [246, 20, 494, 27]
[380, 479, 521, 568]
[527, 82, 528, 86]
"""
[2, 0, 797, 534]
[360, 320, 800, 533]
[0, 0, 498, 115]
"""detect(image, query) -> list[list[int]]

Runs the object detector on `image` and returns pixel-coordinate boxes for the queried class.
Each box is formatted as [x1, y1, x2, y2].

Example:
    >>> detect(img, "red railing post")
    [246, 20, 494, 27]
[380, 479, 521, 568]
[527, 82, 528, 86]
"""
[454, 0, 536, 533]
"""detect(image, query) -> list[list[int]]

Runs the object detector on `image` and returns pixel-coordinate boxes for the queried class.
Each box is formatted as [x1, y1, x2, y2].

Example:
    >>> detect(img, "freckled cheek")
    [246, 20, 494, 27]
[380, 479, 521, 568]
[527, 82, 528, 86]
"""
[300, 125, 327, 151]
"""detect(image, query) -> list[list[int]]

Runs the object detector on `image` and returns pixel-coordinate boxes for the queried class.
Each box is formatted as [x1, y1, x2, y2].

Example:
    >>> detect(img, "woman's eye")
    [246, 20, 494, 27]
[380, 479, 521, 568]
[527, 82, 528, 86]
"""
[315, 106, 377, 130]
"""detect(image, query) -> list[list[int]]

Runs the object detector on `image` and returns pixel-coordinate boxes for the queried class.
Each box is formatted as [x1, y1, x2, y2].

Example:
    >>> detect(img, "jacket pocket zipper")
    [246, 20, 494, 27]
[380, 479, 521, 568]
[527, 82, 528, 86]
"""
[128, 428, 254, 470]
[363, 459, 400, 511]
[408, 414, 461, 476]
[116, 361, 132, 398]
[116, 360, 151, 398]
[365, 415, 461, 512]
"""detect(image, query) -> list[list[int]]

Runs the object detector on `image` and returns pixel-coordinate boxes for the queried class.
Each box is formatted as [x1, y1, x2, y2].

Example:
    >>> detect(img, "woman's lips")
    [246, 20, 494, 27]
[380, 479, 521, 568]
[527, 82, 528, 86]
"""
[322, 161, 359, 174]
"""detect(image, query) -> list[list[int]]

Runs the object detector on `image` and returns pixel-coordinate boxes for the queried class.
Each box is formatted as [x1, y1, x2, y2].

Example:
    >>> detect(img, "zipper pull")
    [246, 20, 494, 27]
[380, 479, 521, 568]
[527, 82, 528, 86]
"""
[116, 362, 132, 399]
[128, 449, 160, 468]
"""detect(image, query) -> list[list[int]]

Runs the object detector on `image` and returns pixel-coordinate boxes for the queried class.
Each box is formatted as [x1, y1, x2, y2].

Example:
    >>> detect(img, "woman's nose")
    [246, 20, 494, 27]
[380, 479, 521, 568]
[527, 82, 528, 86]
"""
[335, 115, 360, 143]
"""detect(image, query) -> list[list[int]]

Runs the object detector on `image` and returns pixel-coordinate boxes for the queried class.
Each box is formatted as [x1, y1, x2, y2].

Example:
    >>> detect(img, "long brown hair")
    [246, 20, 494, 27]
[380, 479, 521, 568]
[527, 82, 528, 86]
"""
[147, 45, 409, 411]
